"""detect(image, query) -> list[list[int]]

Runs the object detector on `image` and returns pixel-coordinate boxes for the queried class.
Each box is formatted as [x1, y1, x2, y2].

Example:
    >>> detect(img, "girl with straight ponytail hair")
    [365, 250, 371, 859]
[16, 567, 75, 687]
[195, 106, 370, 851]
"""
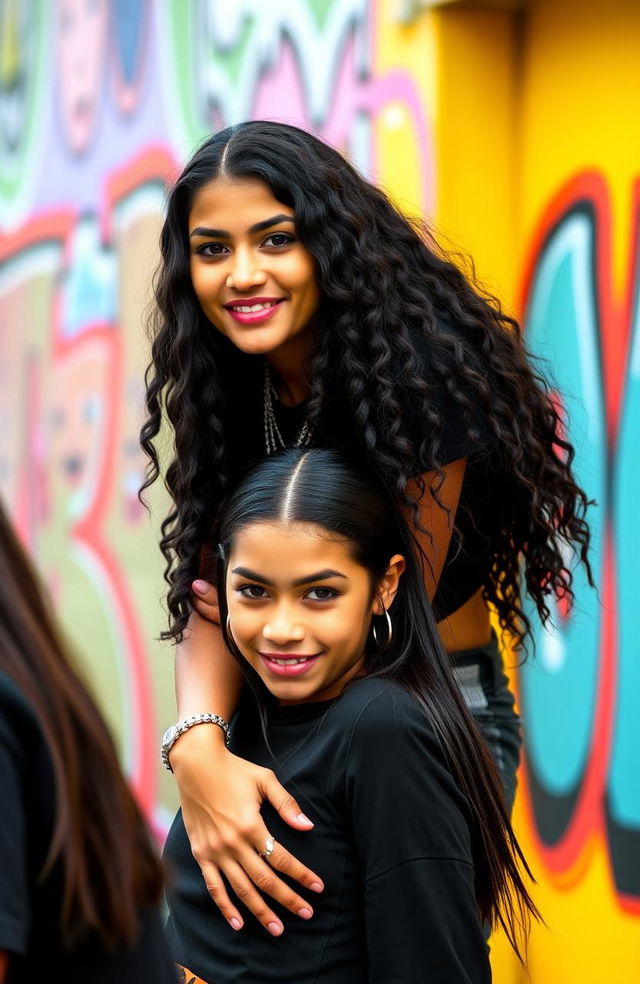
[164, 448, 539, 983]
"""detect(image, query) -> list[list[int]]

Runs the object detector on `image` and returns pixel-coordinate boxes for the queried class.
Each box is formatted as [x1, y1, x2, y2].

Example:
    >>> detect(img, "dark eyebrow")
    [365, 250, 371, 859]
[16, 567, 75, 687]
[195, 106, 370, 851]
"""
[231, 566, 347, 587]
[293, 569, 348, 587]
[190, 214, 295, 240]
[249, 214, 295, 235]
[231, 567, 273, 585]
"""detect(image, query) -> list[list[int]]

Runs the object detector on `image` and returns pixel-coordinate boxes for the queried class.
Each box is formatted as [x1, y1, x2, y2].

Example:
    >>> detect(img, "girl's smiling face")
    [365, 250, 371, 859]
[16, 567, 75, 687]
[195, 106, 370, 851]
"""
[188, 177, 320, 362]
[226, 520, 404, 705]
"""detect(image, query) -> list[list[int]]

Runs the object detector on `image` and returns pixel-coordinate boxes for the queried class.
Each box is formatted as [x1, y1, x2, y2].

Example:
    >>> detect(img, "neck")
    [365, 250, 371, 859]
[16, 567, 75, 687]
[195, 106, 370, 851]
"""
[271, 373, 310, 407]
[266, 334, 312, 407]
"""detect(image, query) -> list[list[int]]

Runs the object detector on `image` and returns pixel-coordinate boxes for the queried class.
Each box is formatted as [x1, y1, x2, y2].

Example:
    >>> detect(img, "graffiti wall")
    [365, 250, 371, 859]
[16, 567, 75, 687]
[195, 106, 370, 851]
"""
[508, 1, 640, 977]
[430, 3, 640, 978]
[508, 175, 640, 982]
[0, 0, 637, 979]
[0, 0, 434, 856]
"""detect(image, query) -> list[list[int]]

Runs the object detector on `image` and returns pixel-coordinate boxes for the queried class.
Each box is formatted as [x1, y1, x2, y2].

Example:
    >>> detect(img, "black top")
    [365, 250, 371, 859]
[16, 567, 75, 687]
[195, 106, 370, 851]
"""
[0, 671, 177, 984]
[221, 331, 497, 621]
[164, 678, 491, 983]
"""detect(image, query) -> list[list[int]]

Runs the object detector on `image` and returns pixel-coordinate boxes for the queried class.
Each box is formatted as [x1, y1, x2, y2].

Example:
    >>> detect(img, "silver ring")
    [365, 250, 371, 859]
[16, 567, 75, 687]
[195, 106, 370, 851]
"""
[258, 835, 275, 859]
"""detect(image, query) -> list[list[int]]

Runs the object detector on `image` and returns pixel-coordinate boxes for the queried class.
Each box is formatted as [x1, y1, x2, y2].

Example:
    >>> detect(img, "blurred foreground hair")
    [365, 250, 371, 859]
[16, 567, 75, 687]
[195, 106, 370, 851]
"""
[0, 502, 163, 949]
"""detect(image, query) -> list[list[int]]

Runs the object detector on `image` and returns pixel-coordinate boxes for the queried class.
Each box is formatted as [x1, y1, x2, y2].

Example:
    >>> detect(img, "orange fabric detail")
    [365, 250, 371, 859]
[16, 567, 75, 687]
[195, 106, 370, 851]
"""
[176, 965, 209, 984]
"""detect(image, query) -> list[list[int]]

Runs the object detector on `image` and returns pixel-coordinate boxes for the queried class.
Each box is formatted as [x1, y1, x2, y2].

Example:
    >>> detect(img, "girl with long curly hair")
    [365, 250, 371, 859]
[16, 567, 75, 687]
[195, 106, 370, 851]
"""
[142, 120, 592, 938]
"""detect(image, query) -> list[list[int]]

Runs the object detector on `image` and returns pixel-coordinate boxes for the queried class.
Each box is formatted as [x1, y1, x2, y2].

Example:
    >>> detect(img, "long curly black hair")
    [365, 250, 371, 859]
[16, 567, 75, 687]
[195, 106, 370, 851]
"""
[141, 120, 593, 645]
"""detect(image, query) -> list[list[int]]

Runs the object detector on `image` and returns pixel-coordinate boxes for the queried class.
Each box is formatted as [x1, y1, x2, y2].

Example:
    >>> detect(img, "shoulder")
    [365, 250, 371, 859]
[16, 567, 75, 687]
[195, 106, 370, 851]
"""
[0, 674, 59, 963]
[332, 675, 414, 720]
[0, 670, 31, 710]
[334, 677, 440, 756]
[341, 679, 472, 840]
[0, 672, 39, 743]
[0, 672, 51, 785]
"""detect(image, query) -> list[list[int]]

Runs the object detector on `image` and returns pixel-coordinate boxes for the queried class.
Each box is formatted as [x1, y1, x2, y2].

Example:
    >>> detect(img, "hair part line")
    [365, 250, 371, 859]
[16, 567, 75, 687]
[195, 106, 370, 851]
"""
[280, 450, 311, 522]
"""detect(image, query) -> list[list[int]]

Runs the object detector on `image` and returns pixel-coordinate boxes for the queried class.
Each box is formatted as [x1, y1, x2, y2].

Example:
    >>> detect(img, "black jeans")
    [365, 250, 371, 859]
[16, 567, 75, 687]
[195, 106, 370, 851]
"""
[452, 633, 522, 814]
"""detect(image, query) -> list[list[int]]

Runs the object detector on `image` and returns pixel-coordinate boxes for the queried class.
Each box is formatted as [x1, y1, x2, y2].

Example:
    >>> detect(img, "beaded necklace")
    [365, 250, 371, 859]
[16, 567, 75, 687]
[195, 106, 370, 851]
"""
[263, 363, 312, 455]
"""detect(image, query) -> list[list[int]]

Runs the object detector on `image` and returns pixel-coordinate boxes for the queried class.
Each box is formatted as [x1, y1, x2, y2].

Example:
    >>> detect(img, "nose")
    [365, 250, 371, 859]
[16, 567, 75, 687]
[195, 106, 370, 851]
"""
[263, 604, 305, 646]
[228, 247, 267, 291]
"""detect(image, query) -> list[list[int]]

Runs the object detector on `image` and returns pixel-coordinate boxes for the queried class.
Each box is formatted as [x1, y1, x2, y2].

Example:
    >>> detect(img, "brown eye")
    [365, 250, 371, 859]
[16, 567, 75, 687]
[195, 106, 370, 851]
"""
[196, 243, 228, 257]
[238, 584, 268, 599]
[263, 233, 295, 248]
[306, 587, 339, 601]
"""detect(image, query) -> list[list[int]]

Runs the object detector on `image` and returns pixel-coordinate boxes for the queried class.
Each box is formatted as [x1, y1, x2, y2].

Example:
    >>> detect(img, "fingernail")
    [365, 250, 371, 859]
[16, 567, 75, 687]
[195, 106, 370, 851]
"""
[193, 579, 208, 595]
[297, 813, 313, 826]
[297, 907, 313, 919]
[267, 921, 283, 936]
[230, 917, 242, 930]
[310, 881, 323, 893]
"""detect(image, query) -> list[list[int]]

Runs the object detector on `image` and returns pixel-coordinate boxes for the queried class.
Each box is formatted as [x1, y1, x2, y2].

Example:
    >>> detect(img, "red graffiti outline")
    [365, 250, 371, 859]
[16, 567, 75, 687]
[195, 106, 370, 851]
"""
[1, 146, 178, 817]
[517, 172, 640, 913]
[0, 210, 76, 540]
[69, 145, 176, 812]
[95, 144, 177, 810]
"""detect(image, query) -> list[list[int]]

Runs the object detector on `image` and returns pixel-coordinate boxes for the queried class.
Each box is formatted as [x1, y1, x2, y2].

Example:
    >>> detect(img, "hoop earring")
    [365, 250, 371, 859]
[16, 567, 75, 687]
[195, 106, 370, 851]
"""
[226, 614, 235, 645]
[372, 607, 393, 649]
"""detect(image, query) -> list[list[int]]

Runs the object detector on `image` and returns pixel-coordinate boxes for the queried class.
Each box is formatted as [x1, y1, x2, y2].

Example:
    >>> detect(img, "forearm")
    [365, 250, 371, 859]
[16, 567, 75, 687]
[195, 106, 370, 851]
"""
[175, 610, 244, 720]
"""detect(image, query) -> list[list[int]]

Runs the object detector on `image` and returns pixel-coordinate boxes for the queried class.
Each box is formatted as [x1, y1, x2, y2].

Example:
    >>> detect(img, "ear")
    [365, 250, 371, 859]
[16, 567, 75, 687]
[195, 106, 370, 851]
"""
[372, 554, 406, 614]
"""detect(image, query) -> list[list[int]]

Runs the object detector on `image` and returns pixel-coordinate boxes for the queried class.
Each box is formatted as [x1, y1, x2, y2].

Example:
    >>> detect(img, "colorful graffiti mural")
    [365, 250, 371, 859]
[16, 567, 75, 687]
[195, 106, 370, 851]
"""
[0, 0, 433, 840]
[0, 0, 48, 223]
[1, 0, 638, 979]
[160, 0, 434, 208]
[519, 174, 639, 908]
[0, 147, 176, 832]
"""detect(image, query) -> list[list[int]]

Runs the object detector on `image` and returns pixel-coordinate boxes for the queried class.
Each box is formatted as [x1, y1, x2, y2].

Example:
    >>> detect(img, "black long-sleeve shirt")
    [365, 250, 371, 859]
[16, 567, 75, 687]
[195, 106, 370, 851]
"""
[164, 677, 491, 983]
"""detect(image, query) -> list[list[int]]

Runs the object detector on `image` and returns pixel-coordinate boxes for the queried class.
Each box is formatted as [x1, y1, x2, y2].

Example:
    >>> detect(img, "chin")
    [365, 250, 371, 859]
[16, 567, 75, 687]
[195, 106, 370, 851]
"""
[230, 336, 288, 357]
[217, 320, 302, 356]
[267, 680, 316, 703]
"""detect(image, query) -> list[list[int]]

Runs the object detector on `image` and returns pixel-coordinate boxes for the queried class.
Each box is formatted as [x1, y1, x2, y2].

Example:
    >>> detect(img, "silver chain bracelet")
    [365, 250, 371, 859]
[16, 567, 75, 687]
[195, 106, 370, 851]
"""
[161, 713, 231, 773]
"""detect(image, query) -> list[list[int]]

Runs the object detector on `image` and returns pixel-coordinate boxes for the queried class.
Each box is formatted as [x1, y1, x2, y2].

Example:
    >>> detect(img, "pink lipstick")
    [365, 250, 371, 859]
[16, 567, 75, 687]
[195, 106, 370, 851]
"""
[224, 297, 284, 325]
[259, 653, 321, 677]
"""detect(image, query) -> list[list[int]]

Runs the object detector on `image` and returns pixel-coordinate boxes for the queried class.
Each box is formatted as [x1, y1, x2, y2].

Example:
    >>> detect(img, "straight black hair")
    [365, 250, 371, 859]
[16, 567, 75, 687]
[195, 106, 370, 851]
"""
[216, 448, 539, 959]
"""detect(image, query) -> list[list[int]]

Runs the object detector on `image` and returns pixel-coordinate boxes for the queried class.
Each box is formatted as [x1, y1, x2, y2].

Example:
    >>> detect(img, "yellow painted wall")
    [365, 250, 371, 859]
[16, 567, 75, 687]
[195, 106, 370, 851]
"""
[380, 1, 639, 979]
[433, 5, 520, 305]
[520, 0, 638, 297]
[510, 1, 640, 979]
